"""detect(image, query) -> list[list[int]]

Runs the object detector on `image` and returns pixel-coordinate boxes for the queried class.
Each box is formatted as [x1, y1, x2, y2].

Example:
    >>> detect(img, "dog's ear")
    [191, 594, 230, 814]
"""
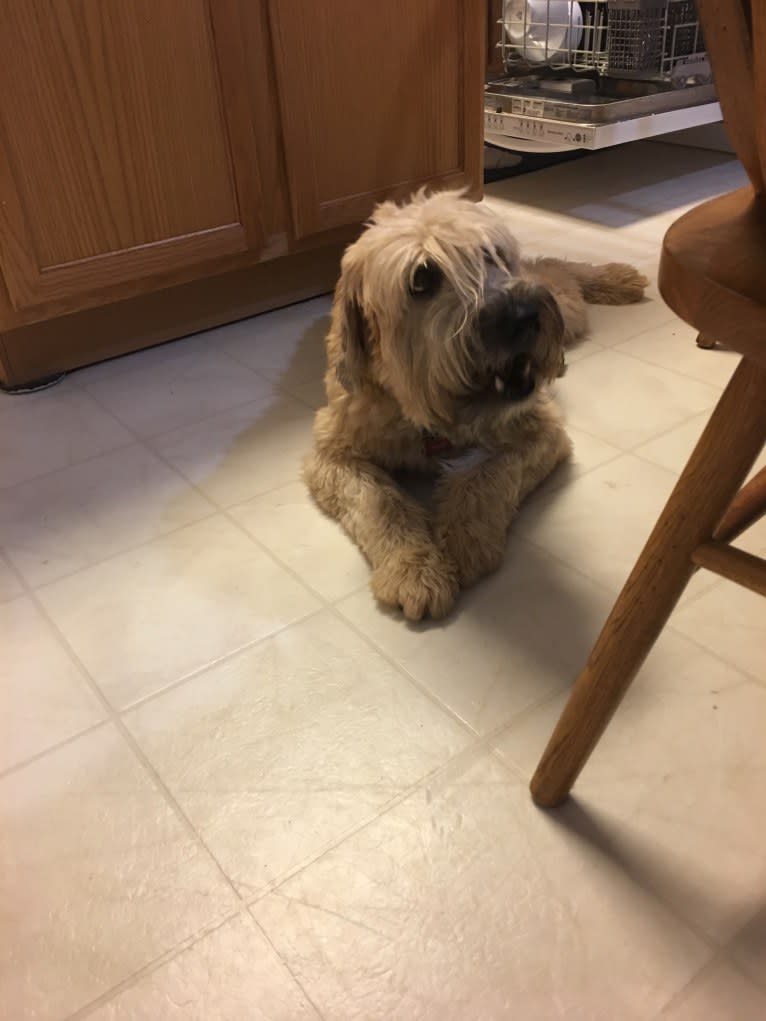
[369, 199, 397, 224]
[333, 282, 369, 392]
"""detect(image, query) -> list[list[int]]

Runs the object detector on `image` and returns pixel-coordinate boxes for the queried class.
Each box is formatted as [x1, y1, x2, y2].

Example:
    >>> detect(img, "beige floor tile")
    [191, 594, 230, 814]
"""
[727, 907, 766, 991]
[637, 411, 715, 474]
[529, 221, 660, 266]
[486, 144, 743, 223]
[516, 453, 677, 592]
[216, 295, 332, 387]
[559, 163, 748, 242]
[82, 345, 271, 438]
[636, 410, 766, 485]
[661, 962, 766, 1021]
[496, 627, 766, 942]
[73, 333, 213, 386]
[37, 516, 319, 708]
[286, 374, 328, 411]
[151, 392, 314, 508]
[230, 481, 368, 603]
[88, 913, 318, 1020]
[670, 577, 766, 682]
[553, 349, 720, 450]
[0, 554, 22, 602]
[125, 611, 470, 898]
[586, 272, 683, 348]
[0, 725, 237, 1021]
[563, 335, 605, 364]
[636, 414, 766, 560]
[338, 540, 614, 734]
[538, 424, 623, 495]
[1, 597, 105, 772]
[0, 444, 213, 587]
[252, 753, 709, 1021]
[498, 213, 660, 271]
[0, 384, 131, 489]
[617, 321, 740, 389]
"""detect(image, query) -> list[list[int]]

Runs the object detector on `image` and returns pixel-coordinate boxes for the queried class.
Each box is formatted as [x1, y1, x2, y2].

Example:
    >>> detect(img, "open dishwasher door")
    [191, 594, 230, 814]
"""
[486, 0, 721, 154]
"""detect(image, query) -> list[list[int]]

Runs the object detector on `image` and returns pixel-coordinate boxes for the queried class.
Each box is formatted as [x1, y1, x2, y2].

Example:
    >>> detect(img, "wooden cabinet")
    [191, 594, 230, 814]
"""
[270, 0, 483, 238]
[0, 0, 266, 310]
[0, 1, 484, 386]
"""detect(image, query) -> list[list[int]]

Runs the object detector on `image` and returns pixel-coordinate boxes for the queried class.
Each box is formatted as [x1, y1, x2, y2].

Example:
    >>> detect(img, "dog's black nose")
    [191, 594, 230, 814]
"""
[510, 300, 540, 328]
[479, 293, 540, 348]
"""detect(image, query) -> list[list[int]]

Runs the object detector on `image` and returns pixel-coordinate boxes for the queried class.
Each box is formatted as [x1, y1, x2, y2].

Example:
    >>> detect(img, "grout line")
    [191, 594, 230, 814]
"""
[18, 587, 245, 891]
[514, 528, 765, 689]
[721, 949, 766, 996]
[328, 599, 480, 739]
[78, 343, 305, 445]
[0, 430, 137, 494]
[4, 397, 312, 593]
[118, 605, 326, 715]
[242, 733, 524, 912]
[112, 717, 328, 1020]
[140, 439, 337, 614]
[241, 907, 327, 1021]
[20, 571, 328, 1021]
[5, 427, 485, 1015]
[0, 437, 142, 496]
[0, 717, 112, 781]
[602, 339, 731, 393]
[276, 379, 324, 413]
[6, 505, 221, 592]
[64, 907, 247, 1021]
[653, 952, 727, 1018]
[663, 616, 766, 692]
[12, 504, 221, 592]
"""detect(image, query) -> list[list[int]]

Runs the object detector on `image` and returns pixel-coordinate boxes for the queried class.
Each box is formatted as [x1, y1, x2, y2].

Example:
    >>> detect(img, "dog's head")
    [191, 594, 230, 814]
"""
[330, 190, 565, 436]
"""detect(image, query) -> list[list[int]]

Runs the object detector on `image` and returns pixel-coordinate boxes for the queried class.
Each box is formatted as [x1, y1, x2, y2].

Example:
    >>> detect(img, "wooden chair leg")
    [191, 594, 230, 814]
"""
[530, 358, 766, 808]
[714, 466, 766, 543]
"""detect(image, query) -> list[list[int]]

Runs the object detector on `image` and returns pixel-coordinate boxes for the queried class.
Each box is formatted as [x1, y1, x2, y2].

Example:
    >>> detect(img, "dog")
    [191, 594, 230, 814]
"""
[304, 190, 647, 620]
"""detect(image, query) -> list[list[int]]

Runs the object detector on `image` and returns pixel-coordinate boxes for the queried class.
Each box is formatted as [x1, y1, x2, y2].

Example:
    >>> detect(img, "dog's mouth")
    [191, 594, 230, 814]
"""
[488, 352, 538, 402]
[478, 347, 567, 405]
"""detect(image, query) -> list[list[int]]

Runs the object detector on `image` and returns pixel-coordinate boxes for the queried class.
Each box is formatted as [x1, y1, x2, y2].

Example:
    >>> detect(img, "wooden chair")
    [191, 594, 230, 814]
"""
[530, 0, 766, 808]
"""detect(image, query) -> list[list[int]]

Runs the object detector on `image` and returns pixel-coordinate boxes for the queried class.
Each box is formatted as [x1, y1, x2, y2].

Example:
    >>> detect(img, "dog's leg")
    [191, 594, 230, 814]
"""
[523, 257, 648, 351]
[434, 423, 572, 588]
[305, 451, 458, 620]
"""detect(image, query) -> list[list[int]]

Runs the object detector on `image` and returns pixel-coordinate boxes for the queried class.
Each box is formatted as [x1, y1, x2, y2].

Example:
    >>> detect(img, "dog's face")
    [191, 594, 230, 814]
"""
[332, 190, 565, 435]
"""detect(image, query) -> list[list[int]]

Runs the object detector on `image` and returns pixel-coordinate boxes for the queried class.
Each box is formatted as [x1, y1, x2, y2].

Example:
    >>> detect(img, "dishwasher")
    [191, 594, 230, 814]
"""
[485, 0, 721, 153]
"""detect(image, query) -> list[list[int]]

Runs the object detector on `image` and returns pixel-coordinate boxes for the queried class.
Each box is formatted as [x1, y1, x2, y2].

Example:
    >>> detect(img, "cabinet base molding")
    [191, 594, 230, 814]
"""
[0, 243, 346, 388]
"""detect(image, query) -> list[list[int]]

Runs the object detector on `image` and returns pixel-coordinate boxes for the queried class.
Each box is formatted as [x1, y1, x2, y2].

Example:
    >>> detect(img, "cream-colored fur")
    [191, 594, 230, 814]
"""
[304, 190, 647, 620]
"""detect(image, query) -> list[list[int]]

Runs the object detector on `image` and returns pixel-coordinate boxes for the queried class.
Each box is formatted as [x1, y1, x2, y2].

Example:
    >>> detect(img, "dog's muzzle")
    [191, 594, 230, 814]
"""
[478, 281, 563, 401]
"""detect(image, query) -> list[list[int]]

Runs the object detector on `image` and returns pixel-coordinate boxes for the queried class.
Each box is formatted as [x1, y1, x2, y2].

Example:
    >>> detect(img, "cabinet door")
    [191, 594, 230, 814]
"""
[269, 0, 484, 239]
[0, 0, 264, 310]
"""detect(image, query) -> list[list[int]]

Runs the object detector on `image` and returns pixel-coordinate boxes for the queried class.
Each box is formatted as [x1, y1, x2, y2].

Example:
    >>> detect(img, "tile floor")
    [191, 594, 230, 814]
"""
[2, 142, 765, 1020]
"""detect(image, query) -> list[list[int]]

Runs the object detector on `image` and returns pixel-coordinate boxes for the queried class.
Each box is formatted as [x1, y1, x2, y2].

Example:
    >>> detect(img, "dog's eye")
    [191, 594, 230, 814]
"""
[410, 261, 441, 299]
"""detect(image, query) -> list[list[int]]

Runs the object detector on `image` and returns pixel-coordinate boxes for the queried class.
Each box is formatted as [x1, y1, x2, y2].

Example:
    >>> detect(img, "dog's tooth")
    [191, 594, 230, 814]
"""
[494, 375, 504, 393]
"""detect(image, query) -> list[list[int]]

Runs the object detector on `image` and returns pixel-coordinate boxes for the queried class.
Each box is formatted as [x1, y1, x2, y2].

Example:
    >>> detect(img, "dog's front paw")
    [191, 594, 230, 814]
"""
[438, 521, 506, 588]
[371, 546, 458, 621]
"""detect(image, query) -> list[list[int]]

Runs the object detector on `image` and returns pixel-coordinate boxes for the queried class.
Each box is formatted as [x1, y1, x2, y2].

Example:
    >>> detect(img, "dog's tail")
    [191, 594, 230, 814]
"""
[567, 261, 649, 306]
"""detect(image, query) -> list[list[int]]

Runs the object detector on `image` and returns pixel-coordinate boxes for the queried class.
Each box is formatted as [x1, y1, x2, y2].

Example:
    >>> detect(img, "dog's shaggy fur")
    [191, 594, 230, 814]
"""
[305, 190, 647, 620]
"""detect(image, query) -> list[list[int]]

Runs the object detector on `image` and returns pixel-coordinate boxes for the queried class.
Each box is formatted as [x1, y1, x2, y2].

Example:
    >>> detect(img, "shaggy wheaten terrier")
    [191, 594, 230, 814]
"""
[305, 190, 647, 620]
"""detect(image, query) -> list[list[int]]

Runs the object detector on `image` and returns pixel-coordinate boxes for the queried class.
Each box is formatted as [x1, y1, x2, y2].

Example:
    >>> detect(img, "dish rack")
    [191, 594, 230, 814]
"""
[486, 0, 721, 152]
[500, 0, 707, 80]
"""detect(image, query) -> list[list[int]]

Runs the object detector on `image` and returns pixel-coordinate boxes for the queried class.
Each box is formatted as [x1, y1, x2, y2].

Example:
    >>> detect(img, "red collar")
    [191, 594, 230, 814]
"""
[422, 432, 456, 458]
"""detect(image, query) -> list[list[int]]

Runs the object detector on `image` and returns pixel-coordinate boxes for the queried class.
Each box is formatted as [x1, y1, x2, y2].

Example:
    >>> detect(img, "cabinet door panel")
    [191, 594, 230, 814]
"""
[269, 0, 484, 239]
[0, 0, 264, 309]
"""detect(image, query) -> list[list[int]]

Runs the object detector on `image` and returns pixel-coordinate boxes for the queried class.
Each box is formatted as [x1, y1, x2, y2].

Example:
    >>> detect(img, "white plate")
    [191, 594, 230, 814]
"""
[503, 0, 583, 63]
